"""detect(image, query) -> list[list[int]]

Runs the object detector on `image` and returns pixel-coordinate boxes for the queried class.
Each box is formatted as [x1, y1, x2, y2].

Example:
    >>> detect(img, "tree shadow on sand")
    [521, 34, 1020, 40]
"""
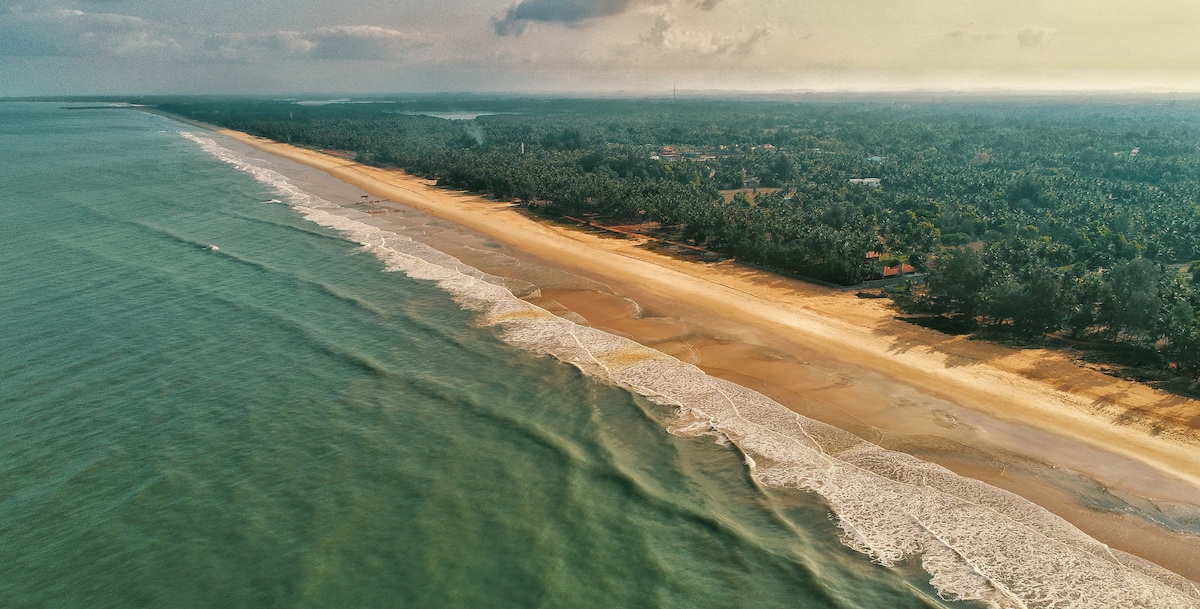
[885, 312, 1200, 401]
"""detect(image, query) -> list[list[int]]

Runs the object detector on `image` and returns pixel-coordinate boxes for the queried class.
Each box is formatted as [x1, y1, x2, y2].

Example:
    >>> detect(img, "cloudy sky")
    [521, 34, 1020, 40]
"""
[2, 0, 1199, 96]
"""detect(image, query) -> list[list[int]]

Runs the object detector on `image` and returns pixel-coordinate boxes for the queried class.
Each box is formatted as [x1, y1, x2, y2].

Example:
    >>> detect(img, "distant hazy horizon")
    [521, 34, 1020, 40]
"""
[12, 88, 1200, 104]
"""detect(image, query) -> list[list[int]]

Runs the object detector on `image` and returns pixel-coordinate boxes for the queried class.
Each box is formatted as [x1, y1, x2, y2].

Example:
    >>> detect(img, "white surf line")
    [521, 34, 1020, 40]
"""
[914, 518, 1029, 609]
[181, 129, 1200, 609]
[701, 373, 1183, 604]
[570, 325, 612, 377]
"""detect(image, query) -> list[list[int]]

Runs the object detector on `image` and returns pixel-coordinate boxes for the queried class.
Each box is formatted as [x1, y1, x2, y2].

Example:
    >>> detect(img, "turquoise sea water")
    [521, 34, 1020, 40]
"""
[0, 104, 956, 608]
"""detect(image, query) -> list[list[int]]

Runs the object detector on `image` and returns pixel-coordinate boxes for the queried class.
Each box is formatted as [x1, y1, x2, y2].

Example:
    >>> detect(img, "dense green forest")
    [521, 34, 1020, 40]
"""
[152, 96, 1200, 377]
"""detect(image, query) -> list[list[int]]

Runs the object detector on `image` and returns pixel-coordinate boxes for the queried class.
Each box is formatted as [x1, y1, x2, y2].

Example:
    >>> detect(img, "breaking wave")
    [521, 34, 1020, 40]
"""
[181, 131, 1200, 609]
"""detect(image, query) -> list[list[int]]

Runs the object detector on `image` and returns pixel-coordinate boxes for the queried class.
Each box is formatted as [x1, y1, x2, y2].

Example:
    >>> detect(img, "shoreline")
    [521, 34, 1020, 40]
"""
[209, 125, 1200, 582]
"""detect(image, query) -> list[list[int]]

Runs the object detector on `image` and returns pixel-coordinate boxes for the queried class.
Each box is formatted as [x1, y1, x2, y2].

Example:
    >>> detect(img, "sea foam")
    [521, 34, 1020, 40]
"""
[181, 131, 1200, 609]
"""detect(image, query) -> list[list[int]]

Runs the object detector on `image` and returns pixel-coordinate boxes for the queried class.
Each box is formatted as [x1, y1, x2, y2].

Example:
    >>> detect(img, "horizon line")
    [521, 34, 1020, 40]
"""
[10, 87, 1200, 102]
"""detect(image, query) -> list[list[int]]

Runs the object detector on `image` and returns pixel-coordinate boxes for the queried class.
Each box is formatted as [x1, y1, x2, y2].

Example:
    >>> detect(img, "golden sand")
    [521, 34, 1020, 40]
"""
[217, 127, 1200, 581]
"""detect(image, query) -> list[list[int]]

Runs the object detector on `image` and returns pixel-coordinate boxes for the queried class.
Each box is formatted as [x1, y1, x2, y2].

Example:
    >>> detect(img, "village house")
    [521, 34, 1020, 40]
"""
[882, 263, 916, 278]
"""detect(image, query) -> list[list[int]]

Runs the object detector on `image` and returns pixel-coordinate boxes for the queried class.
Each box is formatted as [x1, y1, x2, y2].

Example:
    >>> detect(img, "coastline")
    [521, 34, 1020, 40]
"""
[210, 125, 1200, 582]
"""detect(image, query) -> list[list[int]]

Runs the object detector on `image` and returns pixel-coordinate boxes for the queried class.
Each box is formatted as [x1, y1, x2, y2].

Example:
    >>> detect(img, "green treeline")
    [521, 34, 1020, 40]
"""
[154, 97, 1200, 373]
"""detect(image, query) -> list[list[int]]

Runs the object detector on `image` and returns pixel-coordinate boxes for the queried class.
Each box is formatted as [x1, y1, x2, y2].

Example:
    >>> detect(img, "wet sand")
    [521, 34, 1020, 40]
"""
[214, 127, 1200, 583]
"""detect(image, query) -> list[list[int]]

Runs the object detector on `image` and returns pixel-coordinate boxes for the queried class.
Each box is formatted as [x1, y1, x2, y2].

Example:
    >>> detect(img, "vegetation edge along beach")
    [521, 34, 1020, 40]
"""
[144, 101, 1200, 583]
[152, 97, 1200, 396]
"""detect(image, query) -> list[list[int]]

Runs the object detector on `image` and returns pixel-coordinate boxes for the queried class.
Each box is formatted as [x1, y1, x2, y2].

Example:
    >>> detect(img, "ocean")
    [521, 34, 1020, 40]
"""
[0, 104, 954, 608]
[2, 103, 1196, 609]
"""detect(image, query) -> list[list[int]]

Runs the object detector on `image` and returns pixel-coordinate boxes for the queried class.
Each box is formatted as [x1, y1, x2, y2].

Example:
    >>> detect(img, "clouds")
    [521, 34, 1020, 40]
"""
[207, 25, 427, 61]
[0, 8, 178, 57]
[639, 14, 770, 58]
[0, 4, 427, 63]
[1017, 27, 1051, 49]
[491, 0, 726, 36]
[492, 0, 634, 36]
[942, 26, 1055, 50]
[203, 31, 314, 60]
[4, 0, 1200, 96]
[307, 25, 427, 60]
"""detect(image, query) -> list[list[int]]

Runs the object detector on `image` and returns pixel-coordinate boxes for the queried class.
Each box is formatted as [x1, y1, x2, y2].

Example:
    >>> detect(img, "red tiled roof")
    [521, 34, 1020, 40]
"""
[882, 263, 915, 277]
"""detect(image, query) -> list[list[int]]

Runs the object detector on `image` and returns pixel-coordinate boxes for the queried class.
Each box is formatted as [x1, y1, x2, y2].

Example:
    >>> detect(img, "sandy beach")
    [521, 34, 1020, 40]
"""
[215, 127, 1200, 583]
